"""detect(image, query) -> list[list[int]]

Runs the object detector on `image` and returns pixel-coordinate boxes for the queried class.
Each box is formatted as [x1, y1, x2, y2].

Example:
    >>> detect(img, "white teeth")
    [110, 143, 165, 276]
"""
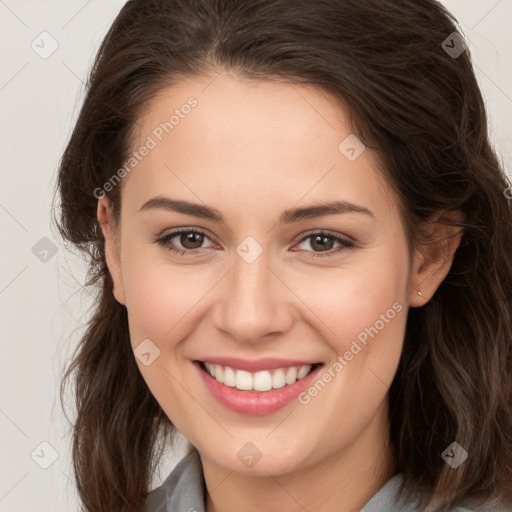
[235, 370, 253, 390]
[214, 365, 224, 383]
[205, 362, 215, 377]
[223, 366, 236, 387]
[253, 371, 273, 391]
[202, 362, 316, 391]
[272, 369, 286, 389]
[285, 366, 297, 384]
[297, 364, 312, 379]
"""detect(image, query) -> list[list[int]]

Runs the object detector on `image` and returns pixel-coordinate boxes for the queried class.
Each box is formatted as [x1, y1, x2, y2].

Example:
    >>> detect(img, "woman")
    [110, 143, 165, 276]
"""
[54, 0, 512, 511]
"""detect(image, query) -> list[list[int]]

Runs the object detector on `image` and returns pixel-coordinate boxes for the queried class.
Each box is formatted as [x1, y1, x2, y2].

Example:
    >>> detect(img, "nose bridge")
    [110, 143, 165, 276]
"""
[212, 243, 292, 343]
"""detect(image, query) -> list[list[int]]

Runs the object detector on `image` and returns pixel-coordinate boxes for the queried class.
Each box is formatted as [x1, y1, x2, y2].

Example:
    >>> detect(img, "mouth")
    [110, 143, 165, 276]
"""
[192, 359, 325, 415]
[196, 360, 323, 392]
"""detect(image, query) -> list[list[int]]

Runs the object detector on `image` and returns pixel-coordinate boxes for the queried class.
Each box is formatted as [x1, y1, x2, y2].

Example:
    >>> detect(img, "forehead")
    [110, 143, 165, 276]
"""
[122, 72, 396, 221]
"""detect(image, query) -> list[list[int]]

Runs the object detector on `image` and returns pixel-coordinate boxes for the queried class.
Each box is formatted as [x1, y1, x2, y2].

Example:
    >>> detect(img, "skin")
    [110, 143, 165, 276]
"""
[97, 71, 462, 512]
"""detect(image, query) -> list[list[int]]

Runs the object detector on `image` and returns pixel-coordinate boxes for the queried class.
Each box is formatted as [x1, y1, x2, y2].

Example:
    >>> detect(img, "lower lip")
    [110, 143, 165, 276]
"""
[194, 361, 323, 415]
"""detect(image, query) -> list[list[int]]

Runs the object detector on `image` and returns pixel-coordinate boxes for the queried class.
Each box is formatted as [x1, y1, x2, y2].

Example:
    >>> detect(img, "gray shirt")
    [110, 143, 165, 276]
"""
[146, 448, 508, 511]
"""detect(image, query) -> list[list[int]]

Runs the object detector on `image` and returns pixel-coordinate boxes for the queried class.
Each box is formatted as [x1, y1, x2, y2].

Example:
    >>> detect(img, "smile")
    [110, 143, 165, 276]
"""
[193, 359, 324, 415]
[200, 361, 317, 391]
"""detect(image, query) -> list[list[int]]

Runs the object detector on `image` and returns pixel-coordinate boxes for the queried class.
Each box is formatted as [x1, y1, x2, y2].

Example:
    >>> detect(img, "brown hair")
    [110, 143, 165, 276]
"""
[53, 1, 512, 511]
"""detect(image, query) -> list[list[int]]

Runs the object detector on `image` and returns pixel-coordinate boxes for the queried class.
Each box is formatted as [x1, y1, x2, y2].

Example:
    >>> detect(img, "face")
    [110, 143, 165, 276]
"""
[99, 71, 428, 476]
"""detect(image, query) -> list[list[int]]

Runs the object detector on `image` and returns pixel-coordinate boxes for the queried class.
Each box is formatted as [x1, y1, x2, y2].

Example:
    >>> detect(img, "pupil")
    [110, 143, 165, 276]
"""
[312, 235, 333, 252]
[181, 232, 203, 249]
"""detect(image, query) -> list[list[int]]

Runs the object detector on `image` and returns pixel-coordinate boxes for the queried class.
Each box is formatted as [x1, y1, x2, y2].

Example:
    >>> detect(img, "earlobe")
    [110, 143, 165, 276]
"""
[97, 197, 126, 305]
[408, 210, 464, 308]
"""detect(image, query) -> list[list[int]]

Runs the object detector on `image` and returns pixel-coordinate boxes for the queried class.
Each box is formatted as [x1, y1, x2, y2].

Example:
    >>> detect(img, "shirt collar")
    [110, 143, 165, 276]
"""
[147, 447, 423, 512]
[146, 447, 206, 512]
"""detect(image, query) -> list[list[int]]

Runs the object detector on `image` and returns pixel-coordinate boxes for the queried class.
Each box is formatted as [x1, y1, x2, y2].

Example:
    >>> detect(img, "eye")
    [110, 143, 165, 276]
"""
[154, 228, 215, 256]
[293, 231, 355, 258]
[154, 228, 355, 258]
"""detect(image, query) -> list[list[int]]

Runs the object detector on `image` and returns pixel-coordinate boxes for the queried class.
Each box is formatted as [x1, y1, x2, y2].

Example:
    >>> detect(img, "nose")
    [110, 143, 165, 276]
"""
[211, 248, 294, 345]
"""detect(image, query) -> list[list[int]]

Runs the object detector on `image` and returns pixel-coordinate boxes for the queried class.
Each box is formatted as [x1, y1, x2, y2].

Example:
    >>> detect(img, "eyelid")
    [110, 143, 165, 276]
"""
[154, 227, 355, 256]
[291, 230, 355, 258]
[156, 227, 216, 249]
[293, 228, 355, 244]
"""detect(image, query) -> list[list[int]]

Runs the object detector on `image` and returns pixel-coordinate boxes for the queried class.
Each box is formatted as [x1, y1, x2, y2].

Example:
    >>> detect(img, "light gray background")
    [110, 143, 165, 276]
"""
[1, 1, 511, 510]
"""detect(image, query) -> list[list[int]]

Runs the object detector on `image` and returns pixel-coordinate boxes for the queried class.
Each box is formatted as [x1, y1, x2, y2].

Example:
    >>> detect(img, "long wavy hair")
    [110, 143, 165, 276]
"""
[53, 0, 512, 511]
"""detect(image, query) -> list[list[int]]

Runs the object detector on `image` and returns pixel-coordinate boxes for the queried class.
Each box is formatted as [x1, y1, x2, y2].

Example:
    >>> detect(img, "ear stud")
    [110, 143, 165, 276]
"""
[417, 290, 424, 297]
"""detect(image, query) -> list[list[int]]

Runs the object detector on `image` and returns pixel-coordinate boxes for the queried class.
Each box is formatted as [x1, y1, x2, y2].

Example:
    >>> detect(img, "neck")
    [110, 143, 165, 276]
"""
[202, 400, 396, 512]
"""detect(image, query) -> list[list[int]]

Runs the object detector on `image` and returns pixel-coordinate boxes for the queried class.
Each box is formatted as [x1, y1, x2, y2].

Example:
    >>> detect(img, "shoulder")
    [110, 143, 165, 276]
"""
[450, 497, 511, 512]
[146, 456, 509, 512]
[145, 447, 206, 512]
[438, 499, 510, 512]
[361, 473, 510, 512]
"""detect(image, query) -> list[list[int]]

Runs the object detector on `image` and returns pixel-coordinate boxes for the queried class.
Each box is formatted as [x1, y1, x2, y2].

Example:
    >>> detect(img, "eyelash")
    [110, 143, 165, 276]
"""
[154, 228, 355, 258]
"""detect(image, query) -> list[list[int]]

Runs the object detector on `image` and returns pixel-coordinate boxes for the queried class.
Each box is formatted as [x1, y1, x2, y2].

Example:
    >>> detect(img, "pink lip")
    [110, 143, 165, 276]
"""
[196, 356, 320, 372]
[193, 360, 323, 415]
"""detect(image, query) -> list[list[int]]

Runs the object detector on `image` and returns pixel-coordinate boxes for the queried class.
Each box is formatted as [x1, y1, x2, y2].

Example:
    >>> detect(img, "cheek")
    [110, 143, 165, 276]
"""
[120, 247, 219, 348]
[339, 268, 405, 350]
[326, 245, 409, 397]
[292, 257, 408, 434]
[291, 250, 408, 353]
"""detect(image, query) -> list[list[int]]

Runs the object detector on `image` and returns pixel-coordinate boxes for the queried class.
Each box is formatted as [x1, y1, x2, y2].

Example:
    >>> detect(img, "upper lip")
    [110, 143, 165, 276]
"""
[195, 357, 321, 372]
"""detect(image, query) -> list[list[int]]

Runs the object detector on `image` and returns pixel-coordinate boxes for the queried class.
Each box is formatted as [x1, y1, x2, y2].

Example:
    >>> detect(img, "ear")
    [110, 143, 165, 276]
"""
[97, 196, 126, 305]
[408, 210, 464, 308]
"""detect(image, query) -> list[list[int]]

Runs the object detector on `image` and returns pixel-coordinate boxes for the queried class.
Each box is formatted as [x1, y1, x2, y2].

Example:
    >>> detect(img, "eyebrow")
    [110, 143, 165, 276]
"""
[139, 196, 374, 224]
